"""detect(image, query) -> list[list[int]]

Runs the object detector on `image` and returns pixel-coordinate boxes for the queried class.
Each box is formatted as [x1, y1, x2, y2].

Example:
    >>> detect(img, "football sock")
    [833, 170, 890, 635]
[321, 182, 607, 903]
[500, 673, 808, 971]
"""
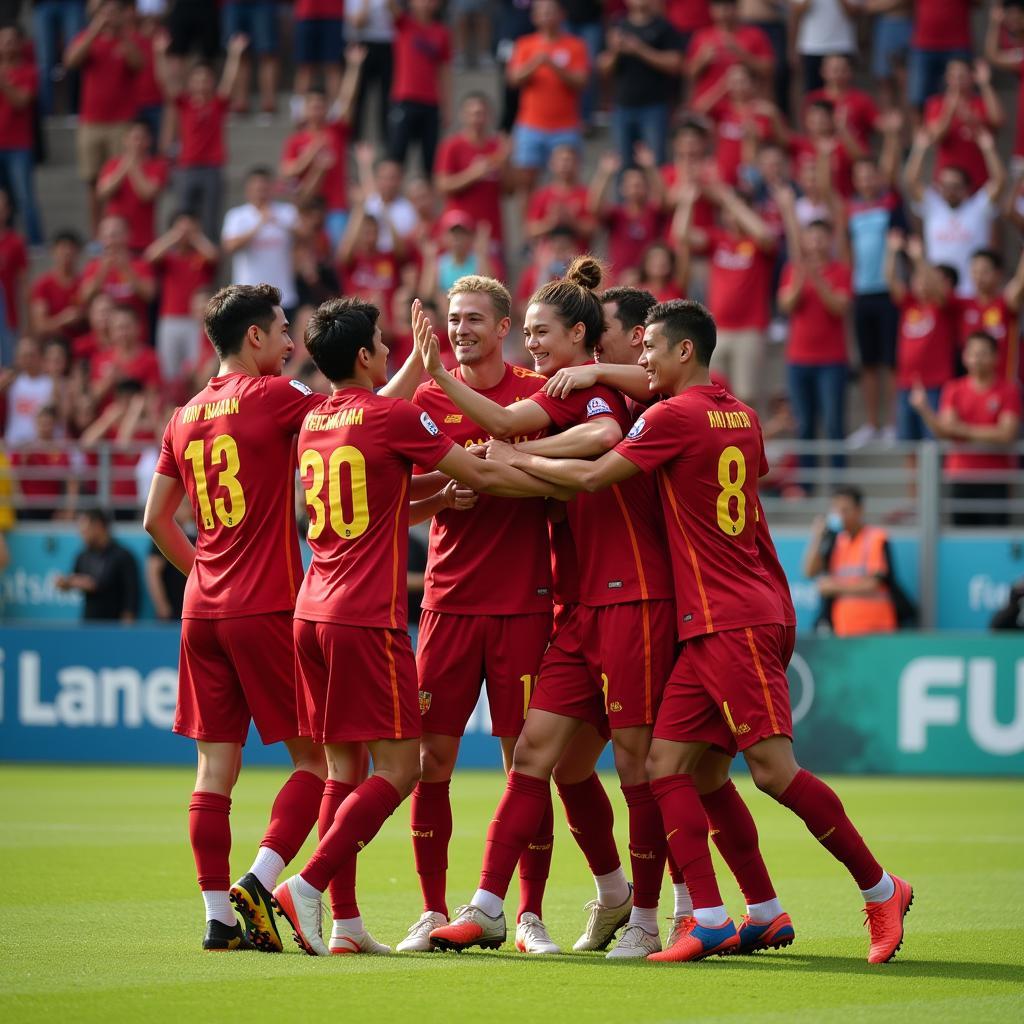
[693, 905, 729, 928]
[594, 868, 631, 908]
[319, 780, 358, 920]
[294, 874, 321, 900]
[259, 769, 325, 864]
[249, 847, 285, 892]
[410, 780, 453, 917]
[202, 890, 236, 927]
[861, 872, 895, 904]
[470, 888, 504, 919]
[479, 771, 551, 900]
[651, 774, 724, 911]
[331, 916, 363, 936]
[517, 789, 553, 921]
[628, 905, 659, 934]
[301, 775, 402, 894]
[777, 769, 884, 890]
[556, 773, 621, 876]
[700, 780, 777, 905]
[666, 847, 685, 884]
[621, 782, 667, 910]
[746, 897, 785, 923]
[673, 883, 694, 919]
[188, 790, 231, 895]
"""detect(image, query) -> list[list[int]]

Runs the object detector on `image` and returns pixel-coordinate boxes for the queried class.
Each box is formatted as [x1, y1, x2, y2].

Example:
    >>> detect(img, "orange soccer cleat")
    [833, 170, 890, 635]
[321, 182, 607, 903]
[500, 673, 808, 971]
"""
[646, 916, 739, 962]
[429, 905, 506, 952]
[865, 874, 914, 964]
[736, 912, 795, 954]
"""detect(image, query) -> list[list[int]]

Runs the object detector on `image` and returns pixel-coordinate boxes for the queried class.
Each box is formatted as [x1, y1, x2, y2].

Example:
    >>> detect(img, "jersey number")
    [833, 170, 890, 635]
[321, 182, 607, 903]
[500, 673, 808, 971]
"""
[300, 446, 370, 541]
[184, 435, 246, 530]
[715, 446, 746, 536]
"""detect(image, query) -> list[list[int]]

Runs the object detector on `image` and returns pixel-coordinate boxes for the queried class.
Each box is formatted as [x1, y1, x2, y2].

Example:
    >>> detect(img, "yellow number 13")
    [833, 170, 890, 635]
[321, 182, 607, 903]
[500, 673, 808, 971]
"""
[184, 435, 246, 530]
[715, 446, 746, 536]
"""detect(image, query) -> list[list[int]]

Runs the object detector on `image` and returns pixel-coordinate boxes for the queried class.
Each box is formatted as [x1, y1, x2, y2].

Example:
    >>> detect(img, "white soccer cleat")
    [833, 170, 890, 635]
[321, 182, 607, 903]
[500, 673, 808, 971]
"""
[396, 911, 449, 952]
[572, 886, 633, 951]
[515, 912, 561, 954]
[271, 876, 329, 956]
[329, 925, 392, 955]
[606, 923, 662, 959]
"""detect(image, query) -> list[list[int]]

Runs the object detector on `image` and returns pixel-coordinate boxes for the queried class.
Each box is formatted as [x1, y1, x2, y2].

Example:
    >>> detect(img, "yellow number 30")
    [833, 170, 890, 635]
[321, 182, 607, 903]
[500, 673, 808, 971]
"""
[716, 446, 746, 536]
[184, 435, 246, 530]
[300, 446, 370, 541]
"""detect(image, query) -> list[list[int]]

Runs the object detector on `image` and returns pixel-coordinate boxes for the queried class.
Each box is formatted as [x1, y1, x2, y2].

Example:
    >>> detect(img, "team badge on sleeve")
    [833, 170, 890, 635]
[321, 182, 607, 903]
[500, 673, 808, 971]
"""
[289, 379, 313, 395]
[420, 411, 440, 436]
[626, 416, 647, 440]
[586, 397, 613, 418]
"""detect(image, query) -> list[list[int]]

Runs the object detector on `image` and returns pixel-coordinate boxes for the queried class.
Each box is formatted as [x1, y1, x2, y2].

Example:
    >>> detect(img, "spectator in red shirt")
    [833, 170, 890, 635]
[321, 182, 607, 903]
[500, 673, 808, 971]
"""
[924, 59, 1004, 193]
[96, 120, 169, 254]
[79, 215, 157, 331]
[89, 304, 161, 405]
[130, 8, 165, 147]
[790, 97, 863, 199]
[29, 230, 84, 341]
[64, 0, 143, 234]
[155, 32, 247, 242]
[73, 291, 115, 369]
[12, 404, 78, 520]
[388, 0, 452, 176]
[908, 0, 976, 108]
[779, 219, 852, 467]
[803, 53, 879, 151]
[959, 248, 1024, 383]
[525, 143, 594, 251]
[686, 0, 773, 117]
[912, 330, 1022, 526]
[144, 210, 218, 382]
[986, 2, 1024, 166]
[634, 239, 689, 301]
[293, 0, 346, 103]
[0, 26, 43, 246]
[336, 195, 405, 335]
[0, 188, 28, 337]
[281, 46, 365, 248]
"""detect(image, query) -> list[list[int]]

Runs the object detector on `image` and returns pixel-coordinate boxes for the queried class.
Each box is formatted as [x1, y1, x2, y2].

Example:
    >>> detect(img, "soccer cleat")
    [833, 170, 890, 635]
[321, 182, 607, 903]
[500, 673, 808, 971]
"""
[606, 923, 662, 959]
[515, 913, 561, 954]
[737, 912, 795, 954]
[230, 872, 284, 953]
[329, 925, 392, 955]
[271, 876, 330, 956]
[646, 916, 739, 962]
[202, 918, 254, 952]
[572, 885, 633, 951]
[865, 874, 913, 964]
[396, 911, 449, 952]
[429, 904, 506, 952]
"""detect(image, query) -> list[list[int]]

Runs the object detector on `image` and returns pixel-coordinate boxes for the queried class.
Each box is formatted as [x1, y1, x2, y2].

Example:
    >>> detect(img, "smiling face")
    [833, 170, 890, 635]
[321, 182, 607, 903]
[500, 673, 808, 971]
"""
[254, 305, 293, 375]
[638, 322, 684, 393]
[524, 302, 585, 376]
[447, 290, 507, 368]
[597, 301, 636, 365]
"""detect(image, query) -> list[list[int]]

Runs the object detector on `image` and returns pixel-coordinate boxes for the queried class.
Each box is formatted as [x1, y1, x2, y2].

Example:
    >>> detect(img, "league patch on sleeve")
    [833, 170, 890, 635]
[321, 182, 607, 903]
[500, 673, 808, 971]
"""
[626, 416, 647, 440]
[586, 396, 613, 418]
[420, 411, 440, 436]
[289, 379, 313, 396]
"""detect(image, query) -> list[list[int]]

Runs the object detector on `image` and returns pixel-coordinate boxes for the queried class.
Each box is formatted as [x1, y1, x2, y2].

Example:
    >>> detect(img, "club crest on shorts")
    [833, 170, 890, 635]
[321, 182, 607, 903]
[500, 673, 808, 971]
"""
[420, 411, 440, 436]
[586, 396, 613, 418]
[419, 690, 432, 715]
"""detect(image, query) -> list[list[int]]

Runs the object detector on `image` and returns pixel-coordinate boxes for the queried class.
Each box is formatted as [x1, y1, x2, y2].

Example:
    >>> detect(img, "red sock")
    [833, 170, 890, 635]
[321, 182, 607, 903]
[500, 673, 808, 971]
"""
[621, 783, 666, 910]
[260, 770, 324, 863]
[651, 774, 723, 911]
[479, 771, 550, 900]
[301, 776, 402, 894]
[319, 780, 358, 919]
[516, 788, 553, 921]
[665, 848, 685, 885]
[778, 769, 883, 890]
[188, 791, 231, 891]
[701, 780, 776, 905]
[556, 773, 621, 876]
[410, 780, 453, 916]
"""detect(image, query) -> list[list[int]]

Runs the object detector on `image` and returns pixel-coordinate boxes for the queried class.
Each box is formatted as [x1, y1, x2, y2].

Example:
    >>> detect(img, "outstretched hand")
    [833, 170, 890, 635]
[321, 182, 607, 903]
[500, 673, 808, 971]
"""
[411, 298, 445, 377]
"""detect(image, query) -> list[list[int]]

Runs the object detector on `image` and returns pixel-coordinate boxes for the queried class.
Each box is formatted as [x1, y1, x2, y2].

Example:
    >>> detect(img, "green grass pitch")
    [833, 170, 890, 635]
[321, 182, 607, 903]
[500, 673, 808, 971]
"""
[2, 767, 1022, 1023]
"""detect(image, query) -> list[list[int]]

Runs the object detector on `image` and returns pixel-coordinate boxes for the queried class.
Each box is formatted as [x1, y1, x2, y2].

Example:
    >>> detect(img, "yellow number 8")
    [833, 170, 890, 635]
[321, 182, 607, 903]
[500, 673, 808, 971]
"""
[716, 445, 746, 536]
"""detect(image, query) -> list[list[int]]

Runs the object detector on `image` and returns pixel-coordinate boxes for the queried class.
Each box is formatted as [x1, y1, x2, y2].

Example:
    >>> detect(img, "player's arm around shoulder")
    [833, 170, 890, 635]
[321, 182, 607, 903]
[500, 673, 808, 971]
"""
[262, 375, 329, 433]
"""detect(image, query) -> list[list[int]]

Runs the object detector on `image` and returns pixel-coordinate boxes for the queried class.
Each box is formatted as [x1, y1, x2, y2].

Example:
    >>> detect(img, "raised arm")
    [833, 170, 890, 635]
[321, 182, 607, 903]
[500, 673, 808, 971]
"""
[977, 129, 1006, 203]
[218, 33, 249, 99]
[716, 183, 773, 248]
[903, 128, 932, 205]
[587, 152, 620, 217]
[1004, 247, 1024, 312]
[333, 44, 367, 124]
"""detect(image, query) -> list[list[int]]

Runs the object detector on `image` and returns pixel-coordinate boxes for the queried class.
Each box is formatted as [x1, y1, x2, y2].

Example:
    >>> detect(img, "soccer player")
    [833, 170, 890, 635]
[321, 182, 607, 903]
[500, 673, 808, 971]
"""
[489, 299, 912, 964]
[270, 298, 575, 956]
[144, 284, 329, 953]
[421, 259, 679, 959]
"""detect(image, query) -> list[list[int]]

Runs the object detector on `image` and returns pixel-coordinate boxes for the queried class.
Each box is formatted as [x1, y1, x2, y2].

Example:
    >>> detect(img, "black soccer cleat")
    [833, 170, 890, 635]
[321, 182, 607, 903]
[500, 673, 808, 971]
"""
[230, 872, 285, 953]
[202, 918, 255, 951]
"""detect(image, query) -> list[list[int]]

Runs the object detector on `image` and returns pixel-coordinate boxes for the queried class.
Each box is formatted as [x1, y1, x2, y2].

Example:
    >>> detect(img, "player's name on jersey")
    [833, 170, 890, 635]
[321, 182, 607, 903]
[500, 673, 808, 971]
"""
[181, 397, 241, 424]
[707, 409, 753, 430]
[304, 408, 365, 431]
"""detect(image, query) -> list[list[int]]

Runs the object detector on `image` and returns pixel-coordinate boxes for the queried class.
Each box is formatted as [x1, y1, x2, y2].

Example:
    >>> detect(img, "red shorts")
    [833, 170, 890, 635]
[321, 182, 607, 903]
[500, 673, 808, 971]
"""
[530, 600, 675, 734]
[654, 623, 793, 755]
[782, 624, 796, 666]
[416, 609, 553, 737]
[174, 612, 298, 745]
[295, 619, 421, 744]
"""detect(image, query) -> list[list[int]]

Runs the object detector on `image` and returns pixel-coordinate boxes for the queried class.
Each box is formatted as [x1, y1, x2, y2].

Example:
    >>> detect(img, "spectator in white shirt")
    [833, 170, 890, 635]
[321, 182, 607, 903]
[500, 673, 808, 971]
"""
[355, 142, 418, 252]
[2, 337, 55, 444]
[790, 0, 858, 93]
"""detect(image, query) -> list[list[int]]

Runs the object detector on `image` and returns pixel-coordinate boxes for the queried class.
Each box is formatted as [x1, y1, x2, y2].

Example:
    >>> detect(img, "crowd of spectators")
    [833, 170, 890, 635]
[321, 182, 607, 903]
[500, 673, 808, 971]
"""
[0, 0, 1021, 524]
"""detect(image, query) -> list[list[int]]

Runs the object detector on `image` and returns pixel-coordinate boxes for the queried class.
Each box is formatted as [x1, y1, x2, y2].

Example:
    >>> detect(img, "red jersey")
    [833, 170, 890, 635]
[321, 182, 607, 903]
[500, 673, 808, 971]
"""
[392, 15, 451, 105]
[660, 163, 715, 253]
[413, 364, 553, 616]
[615, 384, 785, 639]
[911, 0, 971, 50]
[803, 88, 878, 148]
[90, 344, 161, 391]
[531, 385, 674, 607]
[175, 95, 229, 168]
[781, 261, 853, 366]
[958, 294, 1020, 382]
[940, 377, 1022, 476]
[527, 184, 591, 247]
[686, 26, 774, 115]
[712, 102, 775, 185]
[79, 257, 155, 326]
[790, 135, 855, 198]
[133, 31, 163, 109]
[665, 0, 710, 32]
[0, 64, 36, 149]
[12, 448, 71, 501]
[706, 229, 775, 330]
[896, 297, 957, 389]
[435, 134, 504, 241]
[154, 373, 324, 618]
[282, 121, 350, 212]
[152, 248, 217, 318]
[295, 0, 343, 17]
[74, 30, 138, 123]
[30, 271, 81, 338]
[0, 228, 27, 329]
[604, 205, 666, 280]
[294, 389, 454, 628]
[340, 251, 401, 310]
[924, 95, 994, 191]
[98, 156, 169, 252]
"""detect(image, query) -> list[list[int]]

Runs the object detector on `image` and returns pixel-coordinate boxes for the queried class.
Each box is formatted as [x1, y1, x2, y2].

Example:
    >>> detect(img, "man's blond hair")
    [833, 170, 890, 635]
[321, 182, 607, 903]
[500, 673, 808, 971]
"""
[447, 275, 512, 322]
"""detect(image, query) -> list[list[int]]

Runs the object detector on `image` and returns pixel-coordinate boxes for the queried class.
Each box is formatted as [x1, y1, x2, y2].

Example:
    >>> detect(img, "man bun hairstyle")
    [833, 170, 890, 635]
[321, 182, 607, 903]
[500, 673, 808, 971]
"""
[645, 299, 717, 367]
[304, 297, 380, 383]
[531, 255, 605, 351]
[204, 284, 282, 358]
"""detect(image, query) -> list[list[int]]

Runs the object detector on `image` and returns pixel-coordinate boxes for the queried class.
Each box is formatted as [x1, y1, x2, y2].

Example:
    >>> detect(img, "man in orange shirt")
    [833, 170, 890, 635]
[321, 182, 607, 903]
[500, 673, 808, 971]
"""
[506, 0, 589, 192]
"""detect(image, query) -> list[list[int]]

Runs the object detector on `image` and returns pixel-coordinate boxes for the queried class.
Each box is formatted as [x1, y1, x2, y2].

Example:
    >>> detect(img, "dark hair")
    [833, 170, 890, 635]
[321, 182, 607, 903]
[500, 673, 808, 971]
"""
[37, 404, 57, 418]
[675, 119, 709, 142]
[971, 248, 1003, 272]
[601, 286, 657, 332]
[530, 255, 605, 351]
[305, 87, 327, 99]
[304, 297, 380, 382]
[246, 165, 273, 181]
[52, 229, 83, 247]
[645, 299, 717, 367]
[807, 218, 833, 233]
[110, 303, 139, 321]
[833, 485, 863, 507]
[808, 98, 835, 117]
[935, 264, 959, 289]
[204, 284, 282, 357]
[81, 508, 112, 528]
[461, 90, 492, 107]
[168, 208, 197, 228]
[964, 329, 998, 352]
[129, 117, 152, 134]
